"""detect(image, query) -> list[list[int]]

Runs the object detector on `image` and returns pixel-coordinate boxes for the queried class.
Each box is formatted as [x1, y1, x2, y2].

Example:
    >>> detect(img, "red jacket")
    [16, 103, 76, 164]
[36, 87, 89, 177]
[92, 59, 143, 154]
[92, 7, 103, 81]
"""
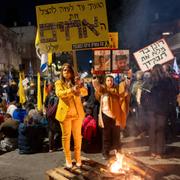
[82, 115, 97, 142]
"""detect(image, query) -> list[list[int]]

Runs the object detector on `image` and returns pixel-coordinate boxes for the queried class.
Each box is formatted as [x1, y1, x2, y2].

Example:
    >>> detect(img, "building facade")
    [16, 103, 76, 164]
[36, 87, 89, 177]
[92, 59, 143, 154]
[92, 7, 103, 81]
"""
[0, 24, 21, 76]
[0, 24, 40, 79]
[10, 25, 40, 75]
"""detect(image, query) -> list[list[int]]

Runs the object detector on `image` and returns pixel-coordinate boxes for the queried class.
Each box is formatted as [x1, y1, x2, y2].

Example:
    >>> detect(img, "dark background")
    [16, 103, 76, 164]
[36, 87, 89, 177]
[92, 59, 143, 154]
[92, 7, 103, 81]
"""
[1, 0, 180, 49]
[1, 0, 180, 71]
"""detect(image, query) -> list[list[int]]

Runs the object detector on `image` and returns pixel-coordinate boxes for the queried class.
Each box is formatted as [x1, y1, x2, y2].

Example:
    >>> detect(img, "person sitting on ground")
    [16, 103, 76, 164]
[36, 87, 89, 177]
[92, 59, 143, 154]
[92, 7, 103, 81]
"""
[6, 102, 17, 118]
[18, 111, 46, 154]
[12, 103, 27, 123]
[0, 113, 19, 152]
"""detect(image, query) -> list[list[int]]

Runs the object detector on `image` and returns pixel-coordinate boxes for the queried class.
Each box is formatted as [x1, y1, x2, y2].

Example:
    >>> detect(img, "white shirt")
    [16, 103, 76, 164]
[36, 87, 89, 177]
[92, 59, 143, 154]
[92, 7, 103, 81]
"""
[6, 104, 17, 117]
[101, 94, 114, 119]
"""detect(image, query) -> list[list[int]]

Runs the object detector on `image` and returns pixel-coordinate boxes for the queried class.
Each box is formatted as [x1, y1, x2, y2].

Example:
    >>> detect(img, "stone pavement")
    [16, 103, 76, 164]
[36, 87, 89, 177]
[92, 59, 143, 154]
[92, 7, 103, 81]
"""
[0, 135, 180, 180]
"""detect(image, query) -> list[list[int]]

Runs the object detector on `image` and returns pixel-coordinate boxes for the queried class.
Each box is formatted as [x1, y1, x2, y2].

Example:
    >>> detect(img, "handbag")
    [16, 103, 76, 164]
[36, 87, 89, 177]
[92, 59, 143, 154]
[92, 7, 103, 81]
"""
[55, 98, 69, 122]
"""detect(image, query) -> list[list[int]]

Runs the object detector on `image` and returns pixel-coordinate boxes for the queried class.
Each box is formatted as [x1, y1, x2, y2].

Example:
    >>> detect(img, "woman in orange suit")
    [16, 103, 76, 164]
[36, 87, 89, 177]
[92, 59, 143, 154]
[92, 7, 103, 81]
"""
[55, 63, 87, 168]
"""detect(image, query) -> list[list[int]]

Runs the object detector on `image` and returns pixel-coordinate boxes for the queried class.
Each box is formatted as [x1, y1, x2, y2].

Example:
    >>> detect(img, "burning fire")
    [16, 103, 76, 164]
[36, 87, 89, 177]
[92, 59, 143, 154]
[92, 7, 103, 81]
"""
[109, 152, 130, 174]
[108, 151, 143, 179]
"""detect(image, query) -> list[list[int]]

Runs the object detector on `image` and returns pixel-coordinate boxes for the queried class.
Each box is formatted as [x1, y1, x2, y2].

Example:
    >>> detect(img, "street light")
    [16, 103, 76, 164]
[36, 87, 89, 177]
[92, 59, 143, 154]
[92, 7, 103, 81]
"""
[89, 60, 92, 64]
[162, 32, 173, 36]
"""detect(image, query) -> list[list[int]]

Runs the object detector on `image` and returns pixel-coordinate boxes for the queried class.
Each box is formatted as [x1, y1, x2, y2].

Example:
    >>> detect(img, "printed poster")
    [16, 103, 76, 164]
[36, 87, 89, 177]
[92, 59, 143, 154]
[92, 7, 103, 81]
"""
[94, 50, 111, 73]
[112, 50, 129, 73]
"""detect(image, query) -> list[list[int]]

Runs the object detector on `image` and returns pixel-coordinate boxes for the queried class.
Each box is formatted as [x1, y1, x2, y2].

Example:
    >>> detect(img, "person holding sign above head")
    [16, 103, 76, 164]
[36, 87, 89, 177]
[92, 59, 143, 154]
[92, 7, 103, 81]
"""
[92, 75, 130, 160]
[55, 63, 87, 168]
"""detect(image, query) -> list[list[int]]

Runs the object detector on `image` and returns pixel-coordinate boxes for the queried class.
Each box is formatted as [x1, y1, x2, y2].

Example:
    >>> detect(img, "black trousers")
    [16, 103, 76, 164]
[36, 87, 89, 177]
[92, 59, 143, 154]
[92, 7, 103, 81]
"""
[102, 113, 120, 155]
[149, 112, 166, 155]
[48, 119, 61, 150]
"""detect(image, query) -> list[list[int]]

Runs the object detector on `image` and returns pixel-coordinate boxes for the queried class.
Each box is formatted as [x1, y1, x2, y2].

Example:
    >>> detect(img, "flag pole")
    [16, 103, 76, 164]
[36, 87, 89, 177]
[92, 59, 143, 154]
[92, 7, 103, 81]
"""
[72, 50, 78, 74]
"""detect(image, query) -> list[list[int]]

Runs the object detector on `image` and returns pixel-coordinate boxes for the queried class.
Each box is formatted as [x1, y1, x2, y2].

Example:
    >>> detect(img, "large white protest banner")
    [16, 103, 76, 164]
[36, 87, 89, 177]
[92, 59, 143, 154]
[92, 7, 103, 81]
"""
[133, 38, 174, 71]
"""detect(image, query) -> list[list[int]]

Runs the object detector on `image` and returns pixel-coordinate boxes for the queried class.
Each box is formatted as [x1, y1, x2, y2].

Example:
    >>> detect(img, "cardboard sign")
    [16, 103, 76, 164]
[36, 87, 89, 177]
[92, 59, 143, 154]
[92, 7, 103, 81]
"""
[92, 32, 118, 49]
[36, 0, 109, 52]
[22, 78, 29, 88]
[108, 32, 118, 49]
[94, 50, 111, 74]
[112, 50, 129, 73]
[133, 39, 174, 72]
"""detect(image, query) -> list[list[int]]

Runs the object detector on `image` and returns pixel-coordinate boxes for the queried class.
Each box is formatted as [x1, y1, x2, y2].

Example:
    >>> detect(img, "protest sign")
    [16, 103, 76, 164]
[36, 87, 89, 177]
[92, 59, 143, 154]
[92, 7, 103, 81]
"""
[22, 78, 29, 89]
[94, 50, 111, 74]
[108, 32, 118, 49]
[36, 0, 109, 52]
[133, 38, 174, 71]
[112, 50, 129, 73]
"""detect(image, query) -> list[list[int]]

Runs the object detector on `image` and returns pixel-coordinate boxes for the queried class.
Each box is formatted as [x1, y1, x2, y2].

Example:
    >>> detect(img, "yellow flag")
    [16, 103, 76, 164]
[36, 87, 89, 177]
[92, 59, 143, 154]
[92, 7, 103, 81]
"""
[43, 80, 47, 103]
[37, 72, 42, 111]
[48, 53, 52, 66]
[21, 71, 25, 80]
[35, 29, 40, 47]
[19, 72, 26, 104]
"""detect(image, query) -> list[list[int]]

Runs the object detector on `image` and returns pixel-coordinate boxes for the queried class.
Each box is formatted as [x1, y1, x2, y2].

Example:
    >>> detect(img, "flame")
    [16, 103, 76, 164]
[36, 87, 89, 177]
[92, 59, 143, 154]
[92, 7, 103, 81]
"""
[109, 152, 129, 173]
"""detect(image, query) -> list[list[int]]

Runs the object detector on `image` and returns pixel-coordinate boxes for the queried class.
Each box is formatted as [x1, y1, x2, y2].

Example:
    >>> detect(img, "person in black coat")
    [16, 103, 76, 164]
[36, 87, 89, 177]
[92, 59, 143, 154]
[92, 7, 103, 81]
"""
[147, 64, 176, 158]
[45, 87, 61, 152]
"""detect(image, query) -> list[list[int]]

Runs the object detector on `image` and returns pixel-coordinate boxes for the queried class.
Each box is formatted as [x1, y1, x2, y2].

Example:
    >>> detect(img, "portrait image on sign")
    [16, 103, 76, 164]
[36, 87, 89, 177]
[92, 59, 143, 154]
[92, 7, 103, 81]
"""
[112, 50, 129, 73]
[94, 50, 111, 73]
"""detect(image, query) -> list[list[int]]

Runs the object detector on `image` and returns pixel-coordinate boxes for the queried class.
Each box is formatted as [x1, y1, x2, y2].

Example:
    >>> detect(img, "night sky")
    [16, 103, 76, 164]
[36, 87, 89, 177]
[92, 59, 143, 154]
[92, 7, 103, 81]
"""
[1, 0, 180, 42]
[1, 0, 180, 28]
[1, 0, 180, 71]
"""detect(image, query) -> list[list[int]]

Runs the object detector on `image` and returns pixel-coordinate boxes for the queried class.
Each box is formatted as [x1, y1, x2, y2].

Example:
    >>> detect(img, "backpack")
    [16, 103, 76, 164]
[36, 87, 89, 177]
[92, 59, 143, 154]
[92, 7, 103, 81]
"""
[82, 115, 97, 142]
[46, 96, 59, 120]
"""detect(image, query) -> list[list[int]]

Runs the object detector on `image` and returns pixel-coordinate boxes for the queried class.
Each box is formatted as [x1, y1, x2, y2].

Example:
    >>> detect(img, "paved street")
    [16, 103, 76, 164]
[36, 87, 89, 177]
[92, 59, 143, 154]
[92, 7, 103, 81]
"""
[0, 136, 180, 180]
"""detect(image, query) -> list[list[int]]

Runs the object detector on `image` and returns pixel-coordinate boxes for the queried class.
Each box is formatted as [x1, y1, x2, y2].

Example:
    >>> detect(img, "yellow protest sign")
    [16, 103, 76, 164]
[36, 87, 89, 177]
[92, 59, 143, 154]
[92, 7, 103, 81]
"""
[108, 32, 118, 49]
[92, 32, 118, 50]
[36, 0, 109, 52]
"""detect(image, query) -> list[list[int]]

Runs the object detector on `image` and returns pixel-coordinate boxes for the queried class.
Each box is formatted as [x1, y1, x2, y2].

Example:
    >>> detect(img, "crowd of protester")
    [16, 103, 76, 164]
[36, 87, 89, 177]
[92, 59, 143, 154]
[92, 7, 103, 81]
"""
[0, 62, 179, 167]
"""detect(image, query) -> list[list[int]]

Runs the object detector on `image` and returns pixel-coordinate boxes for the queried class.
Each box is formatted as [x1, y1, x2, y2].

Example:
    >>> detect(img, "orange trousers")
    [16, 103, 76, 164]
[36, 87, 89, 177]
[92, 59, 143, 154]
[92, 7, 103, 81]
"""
[60, 117, 82, 164]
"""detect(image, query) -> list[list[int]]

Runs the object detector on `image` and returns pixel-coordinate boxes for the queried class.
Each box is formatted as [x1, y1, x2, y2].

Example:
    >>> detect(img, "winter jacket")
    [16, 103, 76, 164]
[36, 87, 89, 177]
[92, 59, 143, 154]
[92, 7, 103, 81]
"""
[0, 117, 19, 138]
[18, 123, 46, 154]
[95, 80, 130, 129]
[150, 77, 177, 115]
[82, 115, 97, 142]
[13, 109, 27, 123]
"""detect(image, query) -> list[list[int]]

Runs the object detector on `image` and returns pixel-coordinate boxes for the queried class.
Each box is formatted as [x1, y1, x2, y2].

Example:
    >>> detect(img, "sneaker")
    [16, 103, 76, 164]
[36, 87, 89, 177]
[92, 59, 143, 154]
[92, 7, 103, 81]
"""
[65, 160, 72, 169]
[76, 162, 82, 167]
